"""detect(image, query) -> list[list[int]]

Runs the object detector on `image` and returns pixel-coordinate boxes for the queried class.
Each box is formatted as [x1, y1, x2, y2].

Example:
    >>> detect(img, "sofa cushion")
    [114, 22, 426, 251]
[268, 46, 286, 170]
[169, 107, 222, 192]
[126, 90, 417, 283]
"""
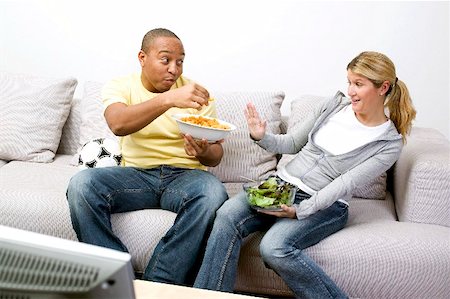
[209, 91, 285, 182]
[0, 72, 77, 162]
[277, 94, 387, 200]
[235, 214, 450, 298]
[234, 195, 398, 297]
[78, 81, 117, 148]
[0, 155, 78, 239]
[112, 210, 176, 273]
[57, 96, 82, 156]
[234, 194, 450, 299]
[65, 81, 117, 165]
[0, 154, 177, 273]
[70, 87, 285, 180]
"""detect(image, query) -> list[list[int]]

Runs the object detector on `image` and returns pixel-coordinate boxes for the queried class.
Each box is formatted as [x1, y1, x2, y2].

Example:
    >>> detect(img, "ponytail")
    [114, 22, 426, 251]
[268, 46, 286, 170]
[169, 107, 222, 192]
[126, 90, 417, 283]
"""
[386, 79, 416, 143]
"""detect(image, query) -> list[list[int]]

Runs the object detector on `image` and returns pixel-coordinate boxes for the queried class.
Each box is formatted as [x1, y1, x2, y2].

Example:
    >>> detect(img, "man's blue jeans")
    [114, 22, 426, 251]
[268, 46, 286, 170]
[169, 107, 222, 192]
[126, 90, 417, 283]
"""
[194, 189, 349, 299]
[66, 165, 228, 285]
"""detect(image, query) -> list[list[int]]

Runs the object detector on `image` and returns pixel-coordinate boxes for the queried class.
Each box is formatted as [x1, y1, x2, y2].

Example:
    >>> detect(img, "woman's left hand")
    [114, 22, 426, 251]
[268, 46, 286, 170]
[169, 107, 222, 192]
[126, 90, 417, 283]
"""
[258, 204, 297, 219]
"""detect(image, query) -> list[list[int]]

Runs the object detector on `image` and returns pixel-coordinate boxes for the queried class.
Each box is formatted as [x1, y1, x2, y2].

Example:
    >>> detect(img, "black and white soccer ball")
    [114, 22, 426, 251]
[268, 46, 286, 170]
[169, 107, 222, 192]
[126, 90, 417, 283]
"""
[78, 138, 122, 169]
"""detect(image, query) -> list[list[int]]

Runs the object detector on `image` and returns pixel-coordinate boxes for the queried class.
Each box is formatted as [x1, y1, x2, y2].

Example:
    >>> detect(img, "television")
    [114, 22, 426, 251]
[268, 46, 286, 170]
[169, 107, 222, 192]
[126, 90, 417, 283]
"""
[0, 225, 135, 299]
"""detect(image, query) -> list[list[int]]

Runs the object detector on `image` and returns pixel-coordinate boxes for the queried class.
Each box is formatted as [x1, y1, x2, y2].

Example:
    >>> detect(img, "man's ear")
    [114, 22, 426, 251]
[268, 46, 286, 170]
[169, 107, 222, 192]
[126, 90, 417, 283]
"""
[138, 50, 146, 66]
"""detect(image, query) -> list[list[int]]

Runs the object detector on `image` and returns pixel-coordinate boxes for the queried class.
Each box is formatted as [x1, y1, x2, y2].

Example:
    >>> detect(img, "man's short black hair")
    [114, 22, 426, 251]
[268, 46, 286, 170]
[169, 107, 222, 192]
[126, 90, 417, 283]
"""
[141, 28, 180, 53]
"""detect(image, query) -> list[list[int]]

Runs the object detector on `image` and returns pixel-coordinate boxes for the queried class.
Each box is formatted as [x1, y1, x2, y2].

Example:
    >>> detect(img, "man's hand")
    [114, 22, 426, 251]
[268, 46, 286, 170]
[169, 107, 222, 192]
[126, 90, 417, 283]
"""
[167, 83, 210, 110]
[183, 135, 210, 157]
[183, 134, 224, 167]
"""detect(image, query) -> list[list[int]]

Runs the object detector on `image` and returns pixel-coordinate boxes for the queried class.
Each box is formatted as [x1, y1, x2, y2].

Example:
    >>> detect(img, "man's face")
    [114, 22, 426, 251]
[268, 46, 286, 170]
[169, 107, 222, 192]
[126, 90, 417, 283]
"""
[139, 36, 185, 93]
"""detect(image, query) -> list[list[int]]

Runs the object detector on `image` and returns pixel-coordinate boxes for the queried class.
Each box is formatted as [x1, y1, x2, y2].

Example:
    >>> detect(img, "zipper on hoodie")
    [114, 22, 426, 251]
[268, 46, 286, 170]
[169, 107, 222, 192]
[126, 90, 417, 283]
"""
[299, 152, 325, 182]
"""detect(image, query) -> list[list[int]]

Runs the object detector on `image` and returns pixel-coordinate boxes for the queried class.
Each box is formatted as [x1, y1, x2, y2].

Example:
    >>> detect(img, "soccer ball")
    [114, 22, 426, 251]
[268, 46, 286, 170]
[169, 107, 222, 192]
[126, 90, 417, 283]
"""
[78, 138, 122, 169]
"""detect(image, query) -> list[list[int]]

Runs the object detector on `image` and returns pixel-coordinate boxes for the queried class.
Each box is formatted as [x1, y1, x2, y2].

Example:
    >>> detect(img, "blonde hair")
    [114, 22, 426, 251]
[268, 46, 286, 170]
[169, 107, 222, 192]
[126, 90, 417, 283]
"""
[347, 51, 416, 142]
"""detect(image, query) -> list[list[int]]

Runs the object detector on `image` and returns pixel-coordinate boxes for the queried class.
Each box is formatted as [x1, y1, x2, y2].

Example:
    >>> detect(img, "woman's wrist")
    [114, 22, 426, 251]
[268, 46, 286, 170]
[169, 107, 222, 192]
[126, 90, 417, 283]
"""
[249, 134, 260, 142]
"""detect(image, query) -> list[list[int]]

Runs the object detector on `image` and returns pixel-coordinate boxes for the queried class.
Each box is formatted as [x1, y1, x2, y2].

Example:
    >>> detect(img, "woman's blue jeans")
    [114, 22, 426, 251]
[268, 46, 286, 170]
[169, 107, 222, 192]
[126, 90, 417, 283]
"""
[66, 165, 228, 285]
[194, 190, 349, 299]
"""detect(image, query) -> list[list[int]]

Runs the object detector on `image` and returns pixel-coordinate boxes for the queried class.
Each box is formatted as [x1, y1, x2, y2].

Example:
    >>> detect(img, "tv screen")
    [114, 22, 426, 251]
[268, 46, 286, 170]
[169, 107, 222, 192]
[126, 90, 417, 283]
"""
[0, 225, 135, 299]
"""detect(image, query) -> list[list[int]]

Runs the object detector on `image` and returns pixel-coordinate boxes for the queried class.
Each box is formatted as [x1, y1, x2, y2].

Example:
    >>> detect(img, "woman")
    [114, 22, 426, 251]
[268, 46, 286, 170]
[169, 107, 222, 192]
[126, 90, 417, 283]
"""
[193, 51, 416, 298]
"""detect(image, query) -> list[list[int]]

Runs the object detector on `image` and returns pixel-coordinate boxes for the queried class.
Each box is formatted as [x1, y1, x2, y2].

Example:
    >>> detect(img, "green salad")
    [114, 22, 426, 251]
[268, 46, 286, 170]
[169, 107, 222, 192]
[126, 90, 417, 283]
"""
[245, 177, 295, 208]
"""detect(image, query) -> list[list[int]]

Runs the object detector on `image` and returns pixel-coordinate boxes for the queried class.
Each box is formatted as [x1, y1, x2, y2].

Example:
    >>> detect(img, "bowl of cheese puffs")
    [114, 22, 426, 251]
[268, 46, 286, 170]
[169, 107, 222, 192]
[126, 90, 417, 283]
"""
[172, 114, 236, 142]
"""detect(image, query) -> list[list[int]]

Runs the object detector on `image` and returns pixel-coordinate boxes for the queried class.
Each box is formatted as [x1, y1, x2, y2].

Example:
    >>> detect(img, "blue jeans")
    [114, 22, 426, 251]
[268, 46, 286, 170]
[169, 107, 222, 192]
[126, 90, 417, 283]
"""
[194, 189, 349, 299]
[66, 165, 228, 285]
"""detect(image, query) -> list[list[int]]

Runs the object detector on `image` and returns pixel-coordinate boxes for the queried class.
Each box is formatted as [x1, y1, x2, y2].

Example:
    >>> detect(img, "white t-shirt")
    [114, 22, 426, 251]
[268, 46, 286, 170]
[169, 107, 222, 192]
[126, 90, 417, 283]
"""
[313, 105, 391, 155]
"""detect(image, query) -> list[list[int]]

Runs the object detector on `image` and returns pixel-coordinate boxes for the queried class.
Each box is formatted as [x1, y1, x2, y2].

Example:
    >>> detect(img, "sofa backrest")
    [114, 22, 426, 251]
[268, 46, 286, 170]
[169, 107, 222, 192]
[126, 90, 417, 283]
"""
[56, 84, 392, 201]
[208, 91, 285, 182]
[57, 81, 117, 157]
[57, 83, 288, 182]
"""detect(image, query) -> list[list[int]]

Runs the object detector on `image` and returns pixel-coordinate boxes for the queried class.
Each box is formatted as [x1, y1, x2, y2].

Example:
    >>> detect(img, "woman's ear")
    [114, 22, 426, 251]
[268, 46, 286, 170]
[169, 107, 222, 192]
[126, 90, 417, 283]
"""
[380, 80, 391, 96]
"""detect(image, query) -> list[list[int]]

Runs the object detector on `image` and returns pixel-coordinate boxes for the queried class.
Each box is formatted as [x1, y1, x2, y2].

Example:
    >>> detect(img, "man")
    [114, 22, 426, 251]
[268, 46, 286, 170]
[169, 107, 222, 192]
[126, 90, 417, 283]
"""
[66, 28, 228, 286]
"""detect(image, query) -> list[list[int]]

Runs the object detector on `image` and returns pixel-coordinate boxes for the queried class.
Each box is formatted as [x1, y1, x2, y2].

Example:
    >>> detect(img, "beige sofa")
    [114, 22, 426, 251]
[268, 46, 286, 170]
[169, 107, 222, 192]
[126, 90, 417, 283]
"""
[1, 72, 449, 298]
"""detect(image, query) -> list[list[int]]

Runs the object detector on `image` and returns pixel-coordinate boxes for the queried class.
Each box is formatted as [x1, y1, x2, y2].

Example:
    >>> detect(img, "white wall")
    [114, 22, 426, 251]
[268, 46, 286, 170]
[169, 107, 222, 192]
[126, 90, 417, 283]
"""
[1, 0, 449, 138]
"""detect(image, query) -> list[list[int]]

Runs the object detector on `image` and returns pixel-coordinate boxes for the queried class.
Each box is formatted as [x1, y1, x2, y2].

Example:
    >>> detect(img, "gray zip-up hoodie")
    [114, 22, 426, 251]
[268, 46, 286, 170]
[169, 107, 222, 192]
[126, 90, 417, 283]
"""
[257, 91, 403, 219]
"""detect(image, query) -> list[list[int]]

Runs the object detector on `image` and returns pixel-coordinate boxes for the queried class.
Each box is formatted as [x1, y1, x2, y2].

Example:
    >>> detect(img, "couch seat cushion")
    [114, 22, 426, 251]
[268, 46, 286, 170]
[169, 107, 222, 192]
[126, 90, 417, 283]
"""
[0, 155, 177, 272]
[0, 155, 78, 239]
[235, 195, 450, 299]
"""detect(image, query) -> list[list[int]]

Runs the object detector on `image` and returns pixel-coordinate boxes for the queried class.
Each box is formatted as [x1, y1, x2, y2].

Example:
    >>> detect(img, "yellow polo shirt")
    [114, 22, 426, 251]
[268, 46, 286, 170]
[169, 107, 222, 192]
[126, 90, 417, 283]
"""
[102, 73, 217, 170]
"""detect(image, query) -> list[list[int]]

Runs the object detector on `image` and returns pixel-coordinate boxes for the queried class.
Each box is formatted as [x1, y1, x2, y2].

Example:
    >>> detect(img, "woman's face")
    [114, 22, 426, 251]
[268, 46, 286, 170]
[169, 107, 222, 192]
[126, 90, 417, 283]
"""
[347, 70, 385, 116]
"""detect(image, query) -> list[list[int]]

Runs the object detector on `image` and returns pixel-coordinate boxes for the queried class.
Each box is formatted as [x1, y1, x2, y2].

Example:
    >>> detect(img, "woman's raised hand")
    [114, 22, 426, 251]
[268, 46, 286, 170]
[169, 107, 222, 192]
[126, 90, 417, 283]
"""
[244, 102, 266, 141]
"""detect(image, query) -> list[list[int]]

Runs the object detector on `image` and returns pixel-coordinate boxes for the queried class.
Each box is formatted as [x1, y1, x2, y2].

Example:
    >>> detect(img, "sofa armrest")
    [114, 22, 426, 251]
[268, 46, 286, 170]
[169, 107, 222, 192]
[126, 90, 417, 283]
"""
[393, 127, 450, 227]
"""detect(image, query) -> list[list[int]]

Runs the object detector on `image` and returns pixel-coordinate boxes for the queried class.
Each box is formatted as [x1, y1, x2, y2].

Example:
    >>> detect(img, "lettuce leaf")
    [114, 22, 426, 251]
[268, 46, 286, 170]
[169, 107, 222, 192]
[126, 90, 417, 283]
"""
[246, 178, 294, 208]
